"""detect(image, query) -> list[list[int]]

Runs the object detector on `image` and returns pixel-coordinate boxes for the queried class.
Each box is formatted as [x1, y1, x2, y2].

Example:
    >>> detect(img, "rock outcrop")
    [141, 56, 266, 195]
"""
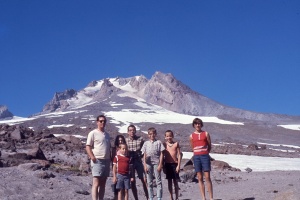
[0, 124, 87, 174]
[0, 105, 13, 119]
[42, 89, 77, 112]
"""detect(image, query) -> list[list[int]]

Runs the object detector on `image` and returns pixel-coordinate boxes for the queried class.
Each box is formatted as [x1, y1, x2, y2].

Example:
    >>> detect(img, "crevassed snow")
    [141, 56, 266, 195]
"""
[278, 124, 300, 131]
[182, 152, 300, 172]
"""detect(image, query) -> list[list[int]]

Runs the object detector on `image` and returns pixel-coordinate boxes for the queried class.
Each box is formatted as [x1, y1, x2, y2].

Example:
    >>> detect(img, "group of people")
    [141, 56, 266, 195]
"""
[86, 115, 213, 200]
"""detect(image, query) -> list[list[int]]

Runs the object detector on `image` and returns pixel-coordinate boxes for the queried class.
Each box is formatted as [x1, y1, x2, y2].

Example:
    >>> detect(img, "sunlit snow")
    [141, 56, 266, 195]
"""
[182, 152, 300, 172]
[53, 134, 86, 139]
[278, 124, 300, 131]
[257, 142, 300, 149]
[110, 77, 138, 93]
[47, 124, 74, 128]
[0, 116, 35, 125]
[106, 104, 244, 133]
[66, 80, 103, 109]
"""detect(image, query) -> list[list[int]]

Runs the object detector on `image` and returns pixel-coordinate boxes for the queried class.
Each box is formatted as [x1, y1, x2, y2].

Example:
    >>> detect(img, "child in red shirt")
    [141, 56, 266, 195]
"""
[113, 143, 134, 200]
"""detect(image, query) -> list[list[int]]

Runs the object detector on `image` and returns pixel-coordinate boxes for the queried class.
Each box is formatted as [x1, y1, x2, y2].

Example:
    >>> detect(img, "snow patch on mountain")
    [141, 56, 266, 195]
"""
[278, 124, 300, 131]
[0, 116, 34, 125]
[110, 77, 137, 93]
[106, 103, 244, 133]
[48, 124, 74, 128]
[182, 152, 300, 172]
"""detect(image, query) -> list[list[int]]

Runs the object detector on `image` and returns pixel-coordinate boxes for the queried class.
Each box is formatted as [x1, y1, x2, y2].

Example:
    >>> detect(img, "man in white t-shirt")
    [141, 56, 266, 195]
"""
[86, 115, 111, 200]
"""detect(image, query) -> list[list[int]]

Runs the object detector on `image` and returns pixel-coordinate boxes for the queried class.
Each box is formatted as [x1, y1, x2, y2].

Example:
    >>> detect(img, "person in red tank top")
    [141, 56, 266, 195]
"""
[189, 118, 213, 200]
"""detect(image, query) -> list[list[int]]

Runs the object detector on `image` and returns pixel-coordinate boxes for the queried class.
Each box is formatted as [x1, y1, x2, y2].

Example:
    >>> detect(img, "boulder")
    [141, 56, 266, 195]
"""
[26, 147, 47, 160]
[18, 163, 42, 171]
[247, 144, 259, 150]
[10, 128, 25, 140]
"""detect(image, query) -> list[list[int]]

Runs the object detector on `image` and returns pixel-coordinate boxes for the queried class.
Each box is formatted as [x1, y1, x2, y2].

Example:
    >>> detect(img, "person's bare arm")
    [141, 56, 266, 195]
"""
[113, 163, 117, 183]
[176, 143, 182, 173]
[206, 132, 212, 153]
[143, 152, 148, 174]
[86, 145, 96, 162]
[157, 150, 163, 172]
[189, 135, 194, 150]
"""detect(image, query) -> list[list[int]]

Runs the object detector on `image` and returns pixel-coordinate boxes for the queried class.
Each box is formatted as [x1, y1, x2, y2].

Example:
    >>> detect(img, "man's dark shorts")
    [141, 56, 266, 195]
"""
[164, 163, 180, 180]
[193, 154, 211, 172]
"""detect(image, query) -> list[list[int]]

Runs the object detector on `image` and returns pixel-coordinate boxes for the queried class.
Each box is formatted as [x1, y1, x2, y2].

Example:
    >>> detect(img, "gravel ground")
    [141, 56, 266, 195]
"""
[1, 165, 299, 200]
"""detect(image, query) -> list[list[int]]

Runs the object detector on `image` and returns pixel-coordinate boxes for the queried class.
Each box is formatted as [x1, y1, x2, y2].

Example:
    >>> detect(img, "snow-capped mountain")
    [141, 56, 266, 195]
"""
[1, 71, 300, 151]
[41, 71, 299, 123]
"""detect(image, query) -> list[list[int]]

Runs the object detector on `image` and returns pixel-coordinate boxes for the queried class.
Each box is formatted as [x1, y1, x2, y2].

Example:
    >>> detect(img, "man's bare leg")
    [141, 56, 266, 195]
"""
[197, 172, 206, 200]
[92, 177, 100, 200]
[94, 176, 107, 200]
[204, 171, 213, 200]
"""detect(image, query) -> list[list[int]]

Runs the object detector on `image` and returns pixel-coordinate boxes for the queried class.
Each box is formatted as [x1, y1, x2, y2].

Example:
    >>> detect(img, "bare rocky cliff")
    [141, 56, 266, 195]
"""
[42, 89, 77, 113]
[0, 105, 13, 119]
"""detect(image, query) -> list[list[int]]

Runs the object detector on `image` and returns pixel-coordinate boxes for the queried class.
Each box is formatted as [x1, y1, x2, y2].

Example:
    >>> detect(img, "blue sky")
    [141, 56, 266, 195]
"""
[0, 0, 299, 117]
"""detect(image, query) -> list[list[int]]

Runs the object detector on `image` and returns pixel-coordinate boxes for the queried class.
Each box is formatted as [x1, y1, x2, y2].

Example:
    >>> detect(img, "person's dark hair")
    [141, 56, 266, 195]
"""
[96, 115, 106, 122]
[127, 124, 136, 131]
[165, 130, 174, 137]
[192, 118, 203, 127]
[114, 134, 126, 147]
[148, 127, 157, 134]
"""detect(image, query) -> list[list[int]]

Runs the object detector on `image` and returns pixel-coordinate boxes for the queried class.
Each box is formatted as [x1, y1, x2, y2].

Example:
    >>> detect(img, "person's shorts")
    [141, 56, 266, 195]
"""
[193, 154, 211, 172]
[91, 159, 110, 177]
[116, 173, 131, 190]
[133, 159, 146, 179]
[164, 163, 180, 180]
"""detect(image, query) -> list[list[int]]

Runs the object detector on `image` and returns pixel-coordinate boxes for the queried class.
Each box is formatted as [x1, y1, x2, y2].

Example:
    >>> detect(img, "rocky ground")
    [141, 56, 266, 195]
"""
[1, 163, 299, 200]
[1, 124, 300, 200]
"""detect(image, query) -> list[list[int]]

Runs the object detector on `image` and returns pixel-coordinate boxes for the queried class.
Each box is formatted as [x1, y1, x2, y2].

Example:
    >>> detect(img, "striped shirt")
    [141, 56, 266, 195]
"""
[126, 135, 144, 160]
[190, 132, 209, 155]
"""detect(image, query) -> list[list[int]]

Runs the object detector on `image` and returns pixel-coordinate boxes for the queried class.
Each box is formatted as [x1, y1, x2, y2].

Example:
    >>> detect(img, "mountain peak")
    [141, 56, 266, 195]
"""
[0, 105, 13, 119]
